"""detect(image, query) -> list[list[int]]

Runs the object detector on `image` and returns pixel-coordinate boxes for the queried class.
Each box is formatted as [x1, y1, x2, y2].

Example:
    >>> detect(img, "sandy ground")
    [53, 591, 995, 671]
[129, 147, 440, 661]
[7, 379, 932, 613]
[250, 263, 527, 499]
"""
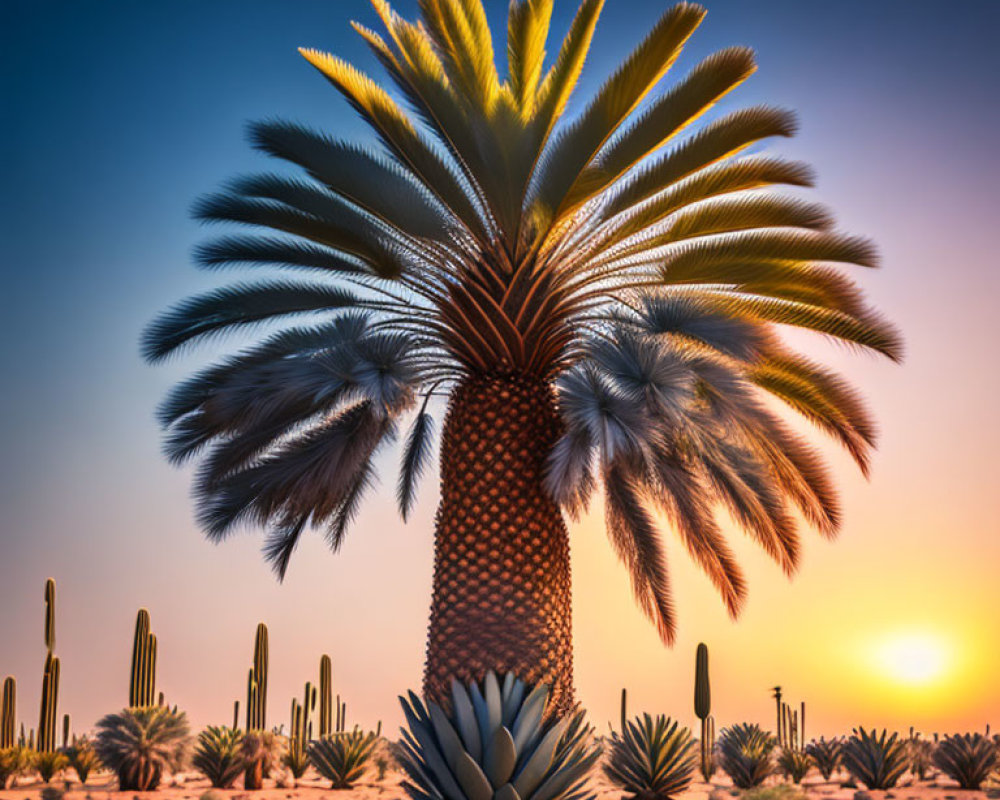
[2, 768, 996, 800]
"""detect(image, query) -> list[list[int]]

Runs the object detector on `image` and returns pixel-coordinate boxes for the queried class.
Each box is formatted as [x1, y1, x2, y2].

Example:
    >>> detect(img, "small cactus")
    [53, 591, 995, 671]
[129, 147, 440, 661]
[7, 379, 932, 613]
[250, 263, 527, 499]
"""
[319, 655, 333, 737]
[37, 579, 60, 753]
[693, 643, 714, 781]
[1, 677, 15, 748]
[128, 609, 158, 708]
[245, 624, 269, 731]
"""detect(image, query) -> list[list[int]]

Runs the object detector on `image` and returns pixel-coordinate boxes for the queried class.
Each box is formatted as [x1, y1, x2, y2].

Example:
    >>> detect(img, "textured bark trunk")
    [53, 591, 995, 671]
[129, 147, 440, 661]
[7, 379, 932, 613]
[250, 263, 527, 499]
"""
[423, 373, 574, 716]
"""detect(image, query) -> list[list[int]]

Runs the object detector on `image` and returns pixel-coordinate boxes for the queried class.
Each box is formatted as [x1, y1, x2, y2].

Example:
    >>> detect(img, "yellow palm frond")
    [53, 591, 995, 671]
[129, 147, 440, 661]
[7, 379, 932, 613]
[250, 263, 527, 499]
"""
[506, 0, 554, 115]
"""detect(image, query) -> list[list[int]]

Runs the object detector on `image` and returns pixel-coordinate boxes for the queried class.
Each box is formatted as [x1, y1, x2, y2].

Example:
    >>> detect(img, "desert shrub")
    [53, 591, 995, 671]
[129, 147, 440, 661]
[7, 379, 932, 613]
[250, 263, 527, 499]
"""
[241, 730, 283, 790]
[396, 672, 600, 800]
[907, 735, 933, 780]
[282, 737, 310, 780]
[64, 735, 103, 783]
[193, 726, 244, 788]
[932, 733, 998, 790]
[604, 714, 696, 799]
[0, 746, 33, 788]
[806, 737, 842, 780]
[309, 730, 378, 789]
[34, 750, 69, 782]
[841, 728, 907, 790]
[718, 723, 775, 788]
[742, 785, 807, 800]
[94, 706, 191, 791]
[777, 748, 811, 784]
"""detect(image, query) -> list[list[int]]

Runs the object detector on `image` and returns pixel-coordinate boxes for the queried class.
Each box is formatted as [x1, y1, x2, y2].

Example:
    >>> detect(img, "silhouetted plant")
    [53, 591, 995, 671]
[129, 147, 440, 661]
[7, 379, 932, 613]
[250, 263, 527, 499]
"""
[718, 724, 775, 788]
[396, 672, 600, 800]
[605, 714, 696, 799]
[309, 731, 378, 789]
[805, 736, 842, 780]
[193, 726, 244, 788]
[932, 733, 998, 790]
[34, 750, 68, 783]
[841, 728, 907, 790]
[0, 746, 32, 788]
[777, 748, 811, 784]
[907, 734, 933, 780]
[94, 706, 191, 791]
[63, 735, 102, 784]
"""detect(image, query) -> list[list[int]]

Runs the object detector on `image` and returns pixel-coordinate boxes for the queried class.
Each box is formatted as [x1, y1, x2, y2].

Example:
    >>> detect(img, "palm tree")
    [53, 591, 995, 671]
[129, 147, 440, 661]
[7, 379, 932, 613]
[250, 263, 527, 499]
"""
[144, 0, 900, 715]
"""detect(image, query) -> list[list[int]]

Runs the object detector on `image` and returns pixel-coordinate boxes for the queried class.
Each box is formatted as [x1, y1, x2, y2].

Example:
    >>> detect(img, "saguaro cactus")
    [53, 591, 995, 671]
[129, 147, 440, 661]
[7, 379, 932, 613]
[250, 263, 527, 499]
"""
[772, 687, 783, 746]
[1, 676, 15, 748]
[695, 643, 715, 781]
[129, 609, 158, 707]
[245, 623, 269, 731]
[37, 578, 60, 752]
[318, 655, 332, 737]
[62, 714, 70, 748]
[620, 688, 627, 732]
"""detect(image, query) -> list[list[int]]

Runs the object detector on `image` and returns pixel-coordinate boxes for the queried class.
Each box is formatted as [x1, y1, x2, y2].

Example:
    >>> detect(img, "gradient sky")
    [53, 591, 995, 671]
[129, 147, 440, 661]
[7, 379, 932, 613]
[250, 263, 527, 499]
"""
[2, 0, 999, 741]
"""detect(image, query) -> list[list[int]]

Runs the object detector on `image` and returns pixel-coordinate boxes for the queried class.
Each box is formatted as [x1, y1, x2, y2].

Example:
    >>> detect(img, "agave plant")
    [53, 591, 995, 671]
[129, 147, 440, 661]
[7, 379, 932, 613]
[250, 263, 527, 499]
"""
[309, 730, 379, 789]
[777, 748, 810, 784]
[906, 734, 933, 780]
[717, 724, 775, 789]
[805, 737, 841, 781]
[932, 733, 998, 790]
[840, 728, 907, 790]
[144, 0, 899, 713]
[0, 746, 33, 789]
[241, 730, 283, 790]
[34, 750, 69, 783]
[397, 671, 600, 800]
[64, 735, 103, 784]
[94, 706, 191, 791]
[604, 714, 696, 799]
[193, 726, 245, 788]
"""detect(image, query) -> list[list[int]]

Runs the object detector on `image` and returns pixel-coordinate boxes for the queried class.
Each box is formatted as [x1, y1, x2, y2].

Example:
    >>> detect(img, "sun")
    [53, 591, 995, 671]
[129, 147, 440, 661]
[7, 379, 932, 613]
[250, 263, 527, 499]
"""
[875, 631, 950, 686]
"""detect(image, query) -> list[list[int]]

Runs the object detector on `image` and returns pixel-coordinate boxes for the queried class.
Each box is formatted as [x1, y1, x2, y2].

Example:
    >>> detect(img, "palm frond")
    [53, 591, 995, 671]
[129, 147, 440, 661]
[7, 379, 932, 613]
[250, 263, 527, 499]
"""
[507, 0, 554, 112]
[397, 408, 436, 520]
[141, 281, 362, 362]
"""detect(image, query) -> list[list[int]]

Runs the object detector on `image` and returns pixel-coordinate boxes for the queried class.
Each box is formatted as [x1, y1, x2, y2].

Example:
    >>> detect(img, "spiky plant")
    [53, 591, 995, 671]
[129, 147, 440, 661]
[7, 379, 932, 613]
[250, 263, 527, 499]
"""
[282, 740, 310, 781]
[906, 735, 933, 780]
[241, 730, 283, 790]
[144, 0, 900, 713]
[777, 748, 810, 784]
[840, 728, 907, 790]
[604, 714, 696, 799]
[308, 731, 378, 789]
[805, 737, 841, 781]
[932, 733, 998, 790]
[93, 706, 191, 791]
[397, 671, 599, 800]
[0, 746, 33, 789]
[193, 726, 245, 788]
[34, 750, 68, 783]
[717, 724, 775, 789]
[63, 736, 103, 784]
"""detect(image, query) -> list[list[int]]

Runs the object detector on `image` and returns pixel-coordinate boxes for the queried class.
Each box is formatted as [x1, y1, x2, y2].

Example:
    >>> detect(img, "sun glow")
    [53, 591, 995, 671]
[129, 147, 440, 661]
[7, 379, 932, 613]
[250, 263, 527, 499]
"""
[874, 631, 951, 686]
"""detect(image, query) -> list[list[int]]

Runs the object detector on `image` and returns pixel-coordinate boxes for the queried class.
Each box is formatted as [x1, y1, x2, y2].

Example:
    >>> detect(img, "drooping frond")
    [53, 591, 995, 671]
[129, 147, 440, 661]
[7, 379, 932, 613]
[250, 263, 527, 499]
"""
[147, 0, 899, 631]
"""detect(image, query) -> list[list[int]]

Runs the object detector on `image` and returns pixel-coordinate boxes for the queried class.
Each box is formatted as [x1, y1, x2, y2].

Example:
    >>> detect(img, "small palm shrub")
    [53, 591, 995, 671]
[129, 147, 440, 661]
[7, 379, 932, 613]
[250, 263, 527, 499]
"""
[932, 733, 998, 790]
[841, 728, 907, 790]
[193, 726, 245, 788]
[309, 731, 379, 789]
[907, 735, 933, 780]
[397, 672, 600, 800]
[805, 737, 842, 780]
[0, 746, 33, 789]
[94, 706, 191, 791]
[718, 724, 775, 789]
[34, 750, 69, 782]
[777, 748, 811, 784]
[241, 730, 282, 790]
[282, 737, 310, 781]
[604, 715, 696, 799]
[64, 736, 103, 783]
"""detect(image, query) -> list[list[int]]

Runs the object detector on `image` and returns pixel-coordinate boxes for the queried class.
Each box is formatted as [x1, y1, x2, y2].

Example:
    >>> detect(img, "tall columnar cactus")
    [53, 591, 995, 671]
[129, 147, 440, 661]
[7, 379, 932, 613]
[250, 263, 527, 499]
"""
[694, 643, 715, 781]
[37, 579, 60, 753]
[772, 687, 783, 746]
[245, 623, 269, 731]
[1, 677, 15, 748]
[129, 609, 158, 708]
[232, 701, 239, 732]
[62, 714, 71, 749]
[620, 687, 628, 732]
[319, 655, 332, 737]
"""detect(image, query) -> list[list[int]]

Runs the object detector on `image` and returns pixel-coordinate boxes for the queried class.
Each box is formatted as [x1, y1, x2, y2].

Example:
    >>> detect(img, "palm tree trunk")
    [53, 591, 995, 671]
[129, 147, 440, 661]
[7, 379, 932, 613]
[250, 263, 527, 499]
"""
[423, 373, 574, 716]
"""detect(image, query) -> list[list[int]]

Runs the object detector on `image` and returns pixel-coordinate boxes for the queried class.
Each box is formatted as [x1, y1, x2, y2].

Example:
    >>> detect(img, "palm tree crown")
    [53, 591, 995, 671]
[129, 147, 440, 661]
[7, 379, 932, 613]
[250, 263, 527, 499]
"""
[144, 0, 900, 644]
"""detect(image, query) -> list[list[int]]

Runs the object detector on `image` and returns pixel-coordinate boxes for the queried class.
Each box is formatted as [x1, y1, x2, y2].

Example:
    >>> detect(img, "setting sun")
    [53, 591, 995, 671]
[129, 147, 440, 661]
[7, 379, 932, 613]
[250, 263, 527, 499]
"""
[875, 631, 950, 686]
